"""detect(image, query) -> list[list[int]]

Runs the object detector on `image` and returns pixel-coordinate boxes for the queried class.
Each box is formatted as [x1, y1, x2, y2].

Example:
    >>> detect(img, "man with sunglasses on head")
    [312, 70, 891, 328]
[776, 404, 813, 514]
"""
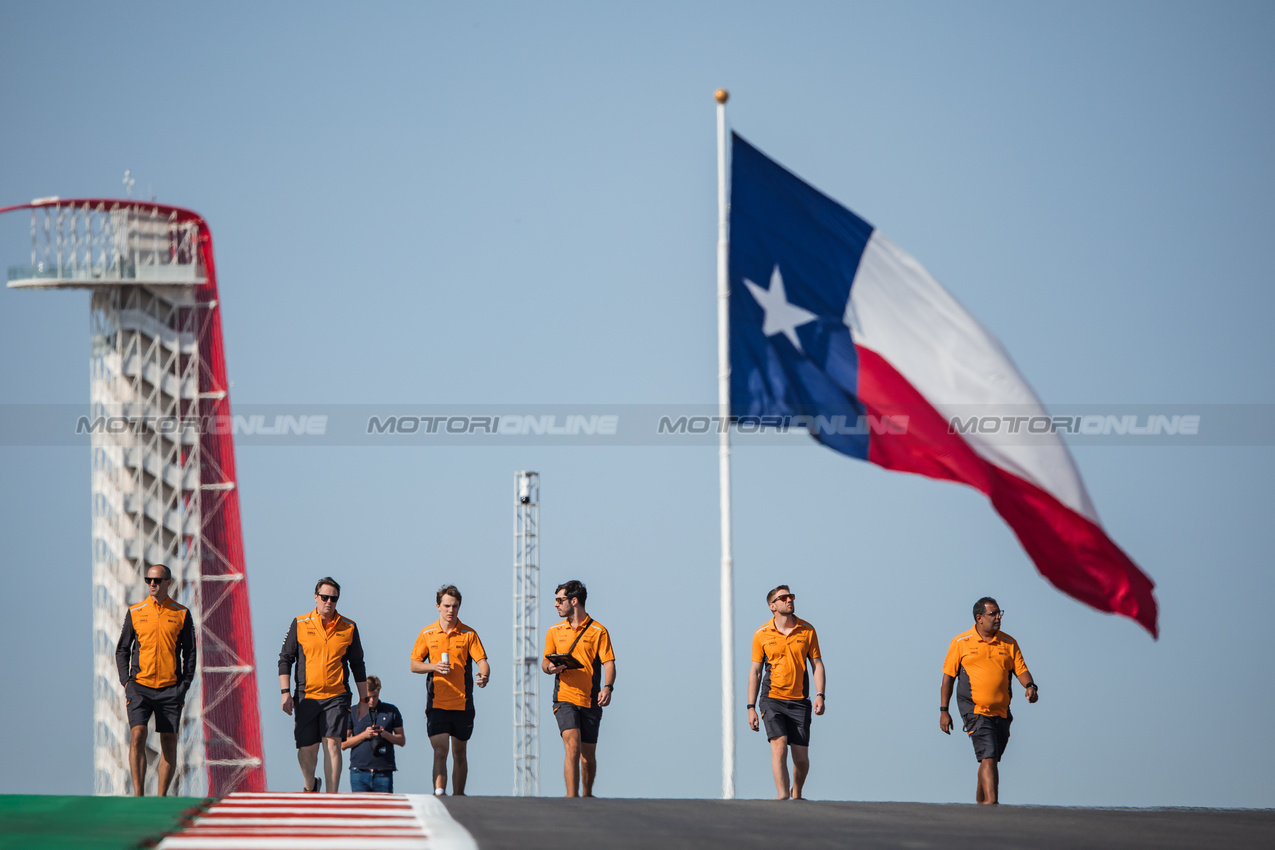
[116, 564, 196, 796]
[279, 577, 369, 793]
[939, 597, 1039, 805]
[748, 585, 826, 800]
[542, 579, 615, 797]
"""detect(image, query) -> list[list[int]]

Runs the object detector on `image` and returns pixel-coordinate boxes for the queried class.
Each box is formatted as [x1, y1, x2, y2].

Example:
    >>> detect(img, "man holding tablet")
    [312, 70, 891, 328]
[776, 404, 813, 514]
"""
[543, 579, 615, 798]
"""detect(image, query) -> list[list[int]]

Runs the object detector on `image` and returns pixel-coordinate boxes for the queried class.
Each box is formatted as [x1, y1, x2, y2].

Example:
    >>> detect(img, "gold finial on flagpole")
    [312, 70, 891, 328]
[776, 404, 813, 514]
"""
[715, 89, 729, 104]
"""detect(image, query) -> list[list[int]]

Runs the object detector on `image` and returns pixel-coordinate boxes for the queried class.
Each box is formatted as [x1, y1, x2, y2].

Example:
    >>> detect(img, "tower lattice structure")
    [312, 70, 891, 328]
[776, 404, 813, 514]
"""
[2, 198, 266, 796]
[513, 470, 540, 795]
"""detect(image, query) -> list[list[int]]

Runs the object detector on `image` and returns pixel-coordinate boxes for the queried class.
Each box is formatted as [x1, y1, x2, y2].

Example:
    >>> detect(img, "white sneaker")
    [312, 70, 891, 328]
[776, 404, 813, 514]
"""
[433, 788, 445, 796]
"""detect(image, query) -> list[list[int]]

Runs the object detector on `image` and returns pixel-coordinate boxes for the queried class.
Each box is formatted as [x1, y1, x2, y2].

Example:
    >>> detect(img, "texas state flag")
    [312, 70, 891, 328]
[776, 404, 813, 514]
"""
[729, 133, 1158, 636]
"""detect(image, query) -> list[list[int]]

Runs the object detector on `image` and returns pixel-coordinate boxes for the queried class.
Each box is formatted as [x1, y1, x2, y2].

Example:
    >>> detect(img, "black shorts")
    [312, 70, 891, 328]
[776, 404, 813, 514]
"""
[426, 708, 475, 742]
[553, 701, 603, 744]
[126, 682, 186, 734]
[968, 713, 1012, 762]
[759, 697, 812, 747]
[294, 694, 351, 748]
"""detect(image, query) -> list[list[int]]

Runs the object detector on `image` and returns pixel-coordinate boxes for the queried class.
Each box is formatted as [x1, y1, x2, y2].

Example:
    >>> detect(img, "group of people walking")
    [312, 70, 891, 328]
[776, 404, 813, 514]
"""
[118, 566, 1037, 804]
[274, 576, 614, 797]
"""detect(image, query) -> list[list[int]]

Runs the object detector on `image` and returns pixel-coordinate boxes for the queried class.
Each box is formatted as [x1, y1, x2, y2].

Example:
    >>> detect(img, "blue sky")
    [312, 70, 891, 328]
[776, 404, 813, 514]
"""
[2, 2, 1273, 806]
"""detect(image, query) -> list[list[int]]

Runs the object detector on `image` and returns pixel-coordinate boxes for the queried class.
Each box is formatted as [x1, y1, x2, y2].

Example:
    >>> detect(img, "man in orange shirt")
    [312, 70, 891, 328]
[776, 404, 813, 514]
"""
[747, 584, 826, 800]
[279, 577, 369, 793]
[940, 597, 1039, 805]
[542, 579, 615, 798]
[410, 584, 490, 796]
[115, 563, 196, 796]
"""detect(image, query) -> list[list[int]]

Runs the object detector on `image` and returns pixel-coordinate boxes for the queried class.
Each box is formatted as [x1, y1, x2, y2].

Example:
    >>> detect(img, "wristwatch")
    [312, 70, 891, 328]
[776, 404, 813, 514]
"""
[746, 703, 756, 710]
[281, 688, 289, 694]
[939, 707, 950, 712]
[602, 684, 613, 690]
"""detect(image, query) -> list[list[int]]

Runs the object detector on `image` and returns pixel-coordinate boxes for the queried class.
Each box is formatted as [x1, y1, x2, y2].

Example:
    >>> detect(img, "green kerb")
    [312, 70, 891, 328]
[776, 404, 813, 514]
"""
[0, 795, 210, 850]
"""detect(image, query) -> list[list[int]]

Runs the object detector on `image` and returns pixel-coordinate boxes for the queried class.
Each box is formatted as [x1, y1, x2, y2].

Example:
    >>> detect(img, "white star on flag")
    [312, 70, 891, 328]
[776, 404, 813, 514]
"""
[743, 265, 817, 353]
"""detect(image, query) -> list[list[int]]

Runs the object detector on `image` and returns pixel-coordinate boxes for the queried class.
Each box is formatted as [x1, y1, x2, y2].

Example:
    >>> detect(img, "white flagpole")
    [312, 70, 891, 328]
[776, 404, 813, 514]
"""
[715, 87, 736, 800]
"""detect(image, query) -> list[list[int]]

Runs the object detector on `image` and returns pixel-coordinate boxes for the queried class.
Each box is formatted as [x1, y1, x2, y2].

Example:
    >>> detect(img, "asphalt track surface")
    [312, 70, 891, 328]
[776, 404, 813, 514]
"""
[442, 797, 1275, 850]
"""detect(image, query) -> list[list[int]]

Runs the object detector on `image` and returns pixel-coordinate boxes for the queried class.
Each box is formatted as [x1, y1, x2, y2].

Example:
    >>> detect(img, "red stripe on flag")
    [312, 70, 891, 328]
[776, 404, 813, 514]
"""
[856, 344, 1158, 636]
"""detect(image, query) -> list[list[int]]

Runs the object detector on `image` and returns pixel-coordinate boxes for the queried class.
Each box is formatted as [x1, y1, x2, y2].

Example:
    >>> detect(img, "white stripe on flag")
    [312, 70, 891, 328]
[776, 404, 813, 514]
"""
[845, 230, 1099, 523]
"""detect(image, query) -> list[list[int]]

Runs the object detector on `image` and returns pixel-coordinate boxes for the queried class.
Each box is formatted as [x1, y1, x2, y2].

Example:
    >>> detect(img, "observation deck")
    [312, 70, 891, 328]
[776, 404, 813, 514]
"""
[5, 197, 207, 291]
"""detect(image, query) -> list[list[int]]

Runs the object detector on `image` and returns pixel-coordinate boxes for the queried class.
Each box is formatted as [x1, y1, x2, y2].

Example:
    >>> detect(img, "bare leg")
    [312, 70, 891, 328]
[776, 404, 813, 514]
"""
[977, 758, 999, 805]
[790, 745, 810, 799]
[129, 725, 149, 797]
[768, 736, 791, 800]
[323, 737, 343, 793]
[157, 732, 178, 796]
[298, 742, 320, 790]
[580, 742, 598, 797]
[561, 728, 581, 797]
[430, 733, 451, 793]
[451, 738, 469, 795]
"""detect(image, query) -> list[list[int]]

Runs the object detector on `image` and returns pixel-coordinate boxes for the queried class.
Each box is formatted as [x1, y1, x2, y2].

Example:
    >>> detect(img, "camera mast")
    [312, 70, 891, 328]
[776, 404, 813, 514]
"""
[513, 470, 541, 795]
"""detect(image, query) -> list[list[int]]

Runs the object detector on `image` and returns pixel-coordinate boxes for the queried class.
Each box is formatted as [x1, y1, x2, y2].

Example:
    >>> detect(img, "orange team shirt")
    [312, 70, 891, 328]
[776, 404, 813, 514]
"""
[410, 619, 488, 711]
[117, 596, 195, 689]
[543, 619, 614, 709]
[278, 610, 366, 700]
[942, 627, 1028, 719]
[752, 617, 821, 702]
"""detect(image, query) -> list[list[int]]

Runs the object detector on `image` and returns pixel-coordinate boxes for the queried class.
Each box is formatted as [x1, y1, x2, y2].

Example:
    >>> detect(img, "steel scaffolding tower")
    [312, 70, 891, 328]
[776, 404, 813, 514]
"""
[2, 198, 266, 796]
[513, 470, 540, 796]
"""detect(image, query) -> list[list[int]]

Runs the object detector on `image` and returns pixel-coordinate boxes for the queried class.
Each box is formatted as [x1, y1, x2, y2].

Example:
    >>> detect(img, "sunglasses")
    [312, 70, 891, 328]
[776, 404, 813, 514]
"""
[772, 594, 796, 603]
[554, 597, 569, 604]
[144, 576, 168, 585]
[318, 593, 339, 602]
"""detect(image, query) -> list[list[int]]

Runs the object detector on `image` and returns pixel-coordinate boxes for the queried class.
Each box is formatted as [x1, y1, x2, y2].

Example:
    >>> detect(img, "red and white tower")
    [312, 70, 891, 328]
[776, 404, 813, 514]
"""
[2, 198, 266, 796]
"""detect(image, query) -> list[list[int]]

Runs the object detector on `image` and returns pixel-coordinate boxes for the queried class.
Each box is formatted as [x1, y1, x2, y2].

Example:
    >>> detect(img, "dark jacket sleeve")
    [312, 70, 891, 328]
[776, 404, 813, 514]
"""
[278, 619, 299, 677]
[178, 610, 197, 693]
[116, 611, 136, 686]
[347, 624, 367, 684]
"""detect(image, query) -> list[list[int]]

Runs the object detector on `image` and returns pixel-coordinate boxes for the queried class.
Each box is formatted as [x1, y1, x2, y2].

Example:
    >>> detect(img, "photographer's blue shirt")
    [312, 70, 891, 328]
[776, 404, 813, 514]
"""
[347, 700, 403, 771]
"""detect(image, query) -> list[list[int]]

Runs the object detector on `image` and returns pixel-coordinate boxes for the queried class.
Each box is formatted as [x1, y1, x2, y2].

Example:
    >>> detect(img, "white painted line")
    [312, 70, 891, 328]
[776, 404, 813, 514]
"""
[409, 795, 478, 850]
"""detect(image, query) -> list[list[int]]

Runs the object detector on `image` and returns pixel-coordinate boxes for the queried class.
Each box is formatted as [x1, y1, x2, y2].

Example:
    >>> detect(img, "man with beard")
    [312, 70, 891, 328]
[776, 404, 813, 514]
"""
[747, 584, 826, 800]
[543, 580, 615, 798]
